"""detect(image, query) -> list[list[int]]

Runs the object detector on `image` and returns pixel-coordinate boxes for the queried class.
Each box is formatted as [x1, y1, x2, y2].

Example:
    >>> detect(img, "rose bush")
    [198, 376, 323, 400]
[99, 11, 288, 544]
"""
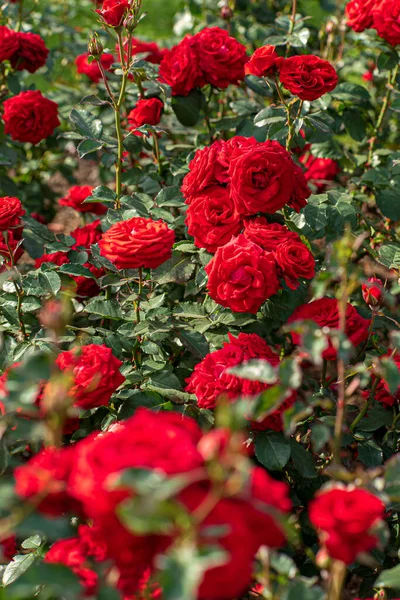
[0, 0, 400, 599]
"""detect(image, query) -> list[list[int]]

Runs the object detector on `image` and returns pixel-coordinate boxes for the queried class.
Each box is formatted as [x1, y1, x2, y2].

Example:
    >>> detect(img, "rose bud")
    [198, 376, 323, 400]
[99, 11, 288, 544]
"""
[220, 5, 233, 20]
[362, 277, 384, 308]
[88, 33, 104, 58]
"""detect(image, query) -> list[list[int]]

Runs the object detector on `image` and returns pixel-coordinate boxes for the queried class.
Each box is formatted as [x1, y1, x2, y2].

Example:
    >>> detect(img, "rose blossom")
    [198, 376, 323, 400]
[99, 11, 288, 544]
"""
[127, 97, 163, 129]
[309, 487, 385, 564]
[10, 31, 49, 72]
[45, 537, 98, 596]
[287, 297, 371, 360]
[194, 27, 247, 89]
[0, 196, 25, 231]
[71, 220, 102, 249]
[279, 55, 338, 101]
[346, 0, 377, 32]
[75, 52, 114, 83]
[0, 230, 24, 269]
[95, 0, 130, 26]
[159, 36, 204, 96]
[59, 185, 107, 215]
[372, 0, 400, 46]
[300, 153, 340, 191]
[243, 218, 300, 251]
[275, 239, 316, 290]
[54, 344, 125, 410]
[0, 26, 19, 63]
[205, 234, 280, 313]
[185, 185, 243, 253]
[245, 45, 283, 77]
[98, 217, 175, 270]
[2, 90, 60, 144]
[362, 277, 384, 307]
[119, 37, 166, 65]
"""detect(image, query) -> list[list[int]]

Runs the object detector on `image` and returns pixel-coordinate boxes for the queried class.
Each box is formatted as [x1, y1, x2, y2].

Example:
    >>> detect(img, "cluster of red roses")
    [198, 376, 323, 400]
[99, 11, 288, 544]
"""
[0, 25, 59, 144]
[346, 0, 400, 46]
[0, 196, 26, 270]
[182, 136, 314, 313]
[246, 46, 338, 102]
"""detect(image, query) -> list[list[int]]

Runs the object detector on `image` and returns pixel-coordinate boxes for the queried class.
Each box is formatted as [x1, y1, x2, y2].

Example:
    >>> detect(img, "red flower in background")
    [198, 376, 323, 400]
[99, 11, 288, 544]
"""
[195, 27, 247, 89]
[245, 45, 283, 77]
[0, 197, 25, 231]
[71, 220, 102, 249]
[0, 230, 24, 270]
[127, 97, 163, 129]
[35, 251, 104, 298]
[309, 487, 385, 563]
[372, 0, 400, 46]
[373, 352, 400, 407]
[0, 26, 20, 62]
[205, 234, 280, 313]
[300, 153, 340, 191]
[98, 217, 175, 270]
[75, 52, 114, 83]
[159, 35, 204, 96]
[3, 90, 60, 144]
[279, 55, 338, 101]
[119, 37, 166, 64]
[287, 298, 371, 360]
[59, 186, 107, 215]
[346, 0, 377, 32]
[54, 344, 125, 410]
[10, 32, 49, 72]
[45, 537, 98, 596]
[96, 0, 130, 27]
[362, 277, 384, 307]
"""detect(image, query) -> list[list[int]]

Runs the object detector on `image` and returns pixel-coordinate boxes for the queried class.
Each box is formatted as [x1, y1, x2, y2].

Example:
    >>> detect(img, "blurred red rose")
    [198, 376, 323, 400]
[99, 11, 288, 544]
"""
[3, 90, 60, 144]
[0, 26, 20, 62]
[0, 197, 25, 231]
[45, 538, 98, 596]
[346, 0, 377, 32]
[245, 45, 283, 77]
[373, 352, 400, 407]
[119, 37, 166, 64]
[205, 234, 280, 313]
[54, 344, 125, 410]
[71, 220, 102, 249]
[10, 32, 49, 73]
[309, 487, 385, 563]
[279, 55, 338, 101]
[96, 0, 130, 26]
[362, 277, 384, 307]
[194, 27, 247, 89]
[372, 0, 400, 46]
[98, 217, 175, 270]
[185, 185, 243, 253]
[159, 35, 204, 96]
[300, 153, 340, 191]
[0, 230, 24, 270]
[35, 251, 104, 298]
[127, 97, 163, 129]
[287, 298, 371, 360]
[75, 52, 114, 83]
[59, 185, 107, 215]
[0, 536, 17, 561]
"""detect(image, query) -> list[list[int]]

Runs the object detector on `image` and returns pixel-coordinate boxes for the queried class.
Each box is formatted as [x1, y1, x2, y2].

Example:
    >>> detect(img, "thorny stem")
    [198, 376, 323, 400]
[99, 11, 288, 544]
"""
[151, 129, 162, 174]
[350, 376, 380, 433]
[285, 0, 297, 57]
[5, 238, 27, 339]
[368, 64, 399, 165]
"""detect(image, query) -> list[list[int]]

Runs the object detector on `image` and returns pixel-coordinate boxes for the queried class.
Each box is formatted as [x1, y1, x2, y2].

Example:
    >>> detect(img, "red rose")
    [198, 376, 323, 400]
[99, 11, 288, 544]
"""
[71, 220, 102, 249]
[287, 298, 371, 361]
[35, 252, 104, 298]
[0, 536, 17, 561]
[309, 487, 385, 564]
[245, 45, 283, 78]
[300, 153, 340, 191]
[59, 185, 107, 215]
[10, 32, 49, 73]
[119, 37, 166, 65]
[373, 352, 400, 407]
[0, 196, 25, 231]
[159, 36, 204, 96]
[279, 55, 338, 101]
[127, 97, 163, 129]
[185, 185, 243, 253]
[14, 446, 81, 516]
[372, 0, 400, 46]
[45, 538, 98, 596]
[95, 0, 130, 26]
[98, 217, 175, 270]
[0, 26, 19, 62]
[362, 277, 384, 307]
[54, 344, 125, 410]
[3, 90, 60, 145]
[289, 163, 312, 212]
[181, 140, 228, 202]
[346, 0, 377, 32]
[0, 230, 24, 269]
[205, 234, 280, 313]
[228, 139, 307, 215]
[243, 218, 300, 251]
[75, 52, 114, 83]
[194, 27, 248, 89]
[186, 332, 281, 409]
[275, 239, 315, 290]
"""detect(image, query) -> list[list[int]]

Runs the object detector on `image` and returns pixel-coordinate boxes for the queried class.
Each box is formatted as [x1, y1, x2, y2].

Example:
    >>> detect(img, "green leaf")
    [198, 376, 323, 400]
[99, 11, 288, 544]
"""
[38, 271, 62, 295]
[59, 264, 97, 279]
[77, 139, 103, 157]
[375, 564, 400, 589]
[254, 106, 287, 129]
[305, 112, 336, 134]
[375, 187, 400, 221]
[245, 75, 273, 96]
[69, 108, 103, 141]
[21, 535, 42, 549]
[290, 439, 317, 478]
[227, 359, 277, 384]
[171, 90, 205, 127]
[330, 83, 371, 105]
[377, 48, 399, 72]
[342, 109, 366, 142]
[153, 253, 196, 285]
[175, 327, 209, 359]
[384, 454, 400, 507]
[358, 440, 383, 467]
[2, 553, 37, 586]
[85, 298, 124, 320]
[378, 244, 400, 269]
[254, 431, 291, 471]
[85, 185, 116, 205]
